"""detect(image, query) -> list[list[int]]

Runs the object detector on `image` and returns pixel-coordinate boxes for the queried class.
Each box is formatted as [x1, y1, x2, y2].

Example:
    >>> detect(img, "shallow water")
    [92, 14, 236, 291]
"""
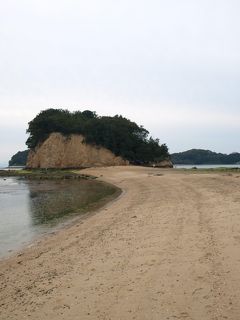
[0, 177, 117, 258]
[174, 164, 240, 169]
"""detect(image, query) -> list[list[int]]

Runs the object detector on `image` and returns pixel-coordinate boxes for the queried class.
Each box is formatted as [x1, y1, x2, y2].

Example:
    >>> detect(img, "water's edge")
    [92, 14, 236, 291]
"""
[0, 178, 122, 261]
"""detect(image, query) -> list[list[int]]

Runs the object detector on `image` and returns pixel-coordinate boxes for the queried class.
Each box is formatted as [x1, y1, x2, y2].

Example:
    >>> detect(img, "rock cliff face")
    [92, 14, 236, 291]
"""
[27, 133, 128, 168]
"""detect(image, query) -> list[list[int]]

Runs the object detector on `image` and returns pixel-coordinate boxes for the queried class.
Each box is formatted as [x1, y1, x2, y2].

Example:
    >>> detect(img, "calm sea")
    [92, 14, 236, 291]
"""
[0, 177, 116, 258]
[174, 164, 240, 169]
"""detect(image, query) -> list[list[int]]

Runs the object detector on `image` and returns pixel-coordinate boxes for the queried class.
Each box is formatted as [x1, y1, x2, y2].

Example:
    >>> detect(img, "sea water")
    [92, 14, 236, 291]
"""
[0, 177, 116, 258]
[174, 164, 240, 169]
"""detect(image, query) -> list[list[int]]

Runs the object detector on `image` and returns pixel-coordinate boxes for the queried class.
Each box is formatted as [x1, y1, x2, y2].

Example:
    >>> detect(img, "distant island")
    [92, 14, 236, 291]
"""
[171, 149, 240, 165]
[9, 108, 171, 168]
[9, 150, 29, 166]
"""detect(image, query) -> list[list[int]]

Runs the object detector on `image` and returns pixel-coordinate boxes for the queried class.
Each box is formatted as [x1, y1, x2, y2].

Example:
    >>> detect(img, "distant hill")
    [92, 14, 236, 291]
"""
[171, 149, 240, 165]
[8, 150, 29, 166]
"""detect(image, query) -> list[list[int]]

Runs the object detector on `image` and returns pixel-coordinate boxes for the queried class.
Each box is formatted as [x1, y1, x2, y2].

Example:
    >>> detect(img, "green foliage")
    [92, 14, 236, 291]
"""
[9, 150, 29, 166]
[26, 109, 169, 163]
[171, 149, 240, 165]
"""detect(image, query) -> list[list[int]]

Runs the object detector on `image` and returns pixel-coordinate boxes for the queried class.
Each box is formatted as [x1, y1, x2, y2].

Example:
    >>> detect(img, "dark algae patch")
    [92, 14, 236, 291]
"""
[0, 168, 96, 180]
[28, 178, 120, 225]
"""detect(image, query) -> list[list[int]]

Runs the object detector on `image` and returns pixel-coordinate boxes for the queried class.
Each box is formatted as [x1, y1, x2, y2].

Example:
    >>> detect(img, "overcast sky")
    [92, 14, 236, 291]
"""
[1, 0, 240, 165]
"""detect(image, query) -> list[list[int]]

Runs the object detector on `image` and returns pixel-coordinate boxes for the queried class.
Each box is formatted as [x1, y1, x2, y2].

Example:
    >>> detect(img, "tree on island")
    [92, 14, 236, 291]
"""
[26, 108, 169, 164]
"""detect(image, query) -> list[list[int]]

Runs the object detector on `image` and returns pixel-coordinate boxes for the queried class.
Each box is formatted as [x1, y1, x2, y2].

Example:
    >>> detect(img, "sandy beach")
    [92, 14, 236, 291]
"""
[1, 166, 240, 319]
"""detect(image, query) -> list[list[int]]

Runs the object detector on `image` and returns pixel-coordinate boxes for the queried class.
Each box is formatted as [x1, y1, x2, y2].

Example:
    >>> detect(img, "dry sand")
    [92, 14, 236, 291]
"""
[1, 166, 240, 320]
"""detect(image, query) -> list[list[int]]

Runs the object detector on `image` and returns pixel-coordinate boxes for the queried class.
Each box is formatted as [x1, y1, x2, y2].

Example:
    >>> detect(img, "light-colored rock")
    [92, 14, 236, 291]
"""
[27, 133, 128, 168]
[152, 159, 173, 168]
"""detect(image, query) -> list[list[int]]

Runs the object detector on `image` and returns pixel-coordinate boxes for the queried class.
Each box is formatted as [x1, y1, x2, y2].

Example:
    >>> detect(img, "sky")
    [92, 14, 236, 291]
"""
[1, 0, 240, 165]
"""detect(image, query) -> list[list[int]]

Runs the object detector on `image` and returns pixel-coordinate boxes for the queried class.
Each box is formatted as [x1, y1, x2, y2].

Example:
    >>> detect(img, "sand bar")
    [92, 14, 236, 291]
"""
[1, 166, 240, 319]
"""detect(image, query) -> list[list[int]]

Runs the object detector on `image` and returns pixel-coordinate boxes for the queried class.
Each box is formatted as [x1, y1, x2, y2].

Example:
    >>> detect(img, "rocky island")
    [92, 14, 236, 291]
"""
[25, 108, 172, 169]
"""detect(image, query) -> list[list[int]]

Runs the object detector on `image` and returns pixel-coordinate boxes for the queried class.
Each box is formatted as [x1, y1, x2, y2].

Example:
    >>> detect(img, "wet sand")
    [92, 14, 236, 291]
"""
[1, 166, 240, 319]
